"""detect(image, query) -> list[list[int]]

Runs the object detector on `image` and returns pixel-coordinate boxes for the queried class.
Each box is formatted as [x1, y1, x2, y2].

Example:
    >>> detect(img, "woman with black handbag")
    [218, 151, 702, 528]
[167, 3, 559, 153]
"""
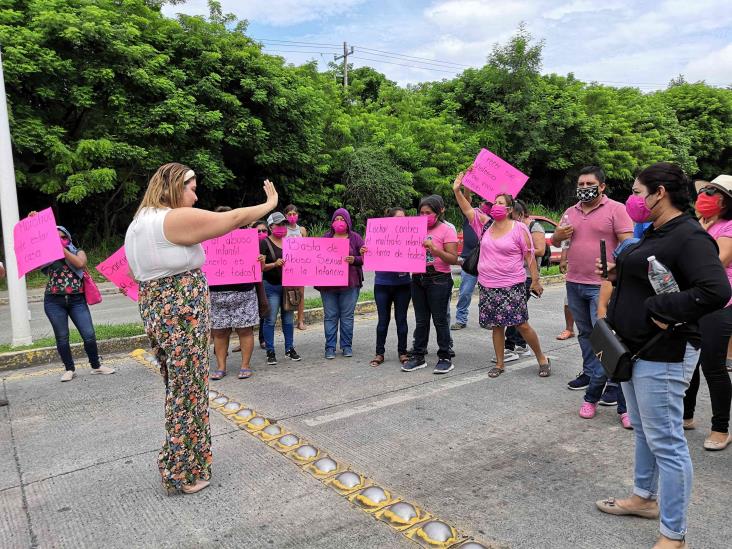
[595, 163, 730, 549]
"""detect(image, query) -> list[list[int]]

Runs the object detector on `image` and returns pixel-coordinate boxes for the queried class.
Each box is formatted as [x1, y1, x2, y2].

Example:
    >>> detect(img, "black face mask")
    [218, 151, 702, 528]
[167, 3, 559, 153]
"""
[577, 185, 600, 203]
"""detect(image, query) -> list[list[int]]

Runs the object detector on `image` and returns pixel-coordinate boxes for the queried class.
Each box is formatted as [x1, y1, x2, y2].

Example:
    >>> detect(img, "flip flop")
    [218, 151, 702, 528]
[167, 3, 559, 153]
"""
[399, 354, 410, 365]
[238, 368, 253, 379]
[538, 358, 552, 377]
[556, 330, 575, 340]
[595, 497, 659, 519]
[488, 367, 504, 378]
[370, 355, 385, 367]
[210, 370, 226, 380]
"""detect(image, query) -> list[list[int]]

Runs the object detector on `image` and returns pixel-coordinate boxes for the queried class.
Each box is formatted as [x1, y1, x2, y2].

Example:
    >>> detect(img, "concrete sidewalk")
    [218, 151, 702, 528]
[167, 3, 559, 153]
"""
[2, 286, 729, 548]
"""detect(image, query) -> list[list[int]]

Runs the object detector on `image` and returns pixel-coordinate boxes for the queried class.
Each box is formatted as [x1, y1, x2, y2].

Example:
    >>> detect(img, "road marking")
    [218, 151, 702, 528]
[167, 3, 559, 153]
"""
[131, 349, 502, 549]
[303, 355, 557, 427]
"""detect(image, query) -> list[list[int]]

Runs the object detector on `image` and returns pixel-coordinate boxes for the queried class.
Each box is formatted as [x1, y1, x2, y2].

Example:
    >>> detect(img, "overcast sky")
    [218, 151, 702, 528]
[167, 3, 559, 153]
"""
[163, 0, 732, 90]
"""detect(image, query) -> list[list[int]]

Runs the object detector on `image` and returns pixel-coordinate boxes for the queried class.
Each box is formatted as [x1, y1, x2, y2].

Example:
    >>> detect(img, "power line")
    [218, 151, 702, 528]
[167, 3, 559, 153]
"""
[354, 45, 471, 68]
[350, 55, 458, 75]
[254, 38, 342, 47]
[263, 49, 340, 55]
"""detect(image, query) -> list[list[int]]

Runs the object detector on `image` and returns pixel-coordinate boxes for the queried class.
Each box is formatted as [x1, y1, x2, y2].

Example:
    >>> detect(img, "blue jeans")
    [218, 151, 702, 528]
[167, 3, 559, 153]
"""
[621, 344, 699, 541]
[43, 293, 100, 371]
[262, 281, 294, 353]
[566, 282, 603, 377]
[454, 270, 478, 325]
[321, 288, 360, 352]
[374, 284, 411, 356]
[411, 273, 453, 359]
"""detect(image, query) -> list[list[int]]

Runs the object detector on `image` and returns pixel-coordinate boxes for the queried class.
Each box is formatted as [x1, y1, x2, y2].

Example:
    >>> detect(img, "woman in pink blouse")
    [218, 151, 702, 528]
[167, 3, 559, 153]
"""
[453, 171, 550, 378]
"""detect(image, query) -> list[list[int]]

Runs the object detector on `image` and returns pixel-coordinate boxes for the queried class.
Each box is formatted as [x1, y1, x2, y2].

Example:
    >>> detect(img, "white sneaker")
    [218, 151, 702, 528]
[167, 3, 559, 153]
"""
[61, 371, 76, 382]
[515, 346, 533, 357]
[91, 365, 116, 375]
[492, 352, 520, 363]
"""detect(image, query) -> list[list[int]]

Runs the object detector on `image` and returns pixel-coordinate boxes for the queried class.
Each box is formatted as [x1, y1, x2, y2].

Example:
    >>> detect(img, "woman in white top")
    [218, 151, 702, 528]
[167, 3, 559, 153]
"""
[125, 162, 277, 495]
[283, 204, 308, 330]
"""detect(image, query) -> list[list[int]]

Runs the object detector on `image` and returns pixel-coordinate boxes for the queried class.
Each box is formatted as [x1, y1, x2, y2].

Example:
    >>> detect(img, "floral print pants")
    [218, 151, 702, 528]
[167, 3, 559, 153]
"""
[138, 270, 212, 490]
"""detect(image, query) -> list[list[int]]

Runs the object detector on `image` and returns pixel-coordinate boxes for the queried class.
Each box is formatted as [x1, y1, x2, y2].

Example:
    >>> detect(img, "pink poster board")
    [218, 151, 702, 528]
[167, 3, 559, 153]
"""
[282, 237, 349, 286]
[462, 148, 529, 202]
[13, 207, 64, 278]
[363, 216, 427, 273]
[202, 229, 262, 285]
[96, 246, 139, 302]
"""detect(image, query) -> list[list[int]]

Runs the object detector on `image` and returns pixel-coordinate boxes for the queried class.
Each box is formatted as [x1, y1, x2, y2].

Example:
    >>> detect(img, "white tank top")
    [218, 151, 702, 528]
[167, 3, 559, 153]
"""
[286, 225, 303, 238]
[124, 207, 205, 282]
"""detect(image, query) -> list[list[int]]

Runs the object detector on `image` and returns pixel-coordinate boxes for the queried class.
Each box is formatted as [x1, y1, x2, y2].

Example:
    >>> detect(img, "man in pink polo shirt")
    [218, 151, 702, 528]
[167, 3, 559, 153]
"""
[552, 166, 633, 407]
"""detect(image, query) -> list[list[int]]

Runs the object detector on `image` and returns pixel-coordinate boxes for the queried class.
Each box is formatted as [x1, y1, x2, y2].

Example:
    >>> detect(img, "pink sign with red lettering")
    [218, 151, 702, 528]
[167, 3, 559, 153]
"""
[96, 246, 139, 302]
[13, 207, 64, 278]
[282, 237, 349, 286]
[202, 229, 262, 285]
[462, 148, 529, 202]
[363, 216, 427, 273]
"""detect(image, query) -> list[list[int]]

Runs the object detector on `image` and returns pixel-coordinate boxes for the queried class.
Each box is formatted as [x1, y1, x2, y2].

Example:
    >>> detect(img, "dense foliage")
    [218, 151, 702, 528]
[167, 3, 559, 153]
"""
[1, 0, 730, 241]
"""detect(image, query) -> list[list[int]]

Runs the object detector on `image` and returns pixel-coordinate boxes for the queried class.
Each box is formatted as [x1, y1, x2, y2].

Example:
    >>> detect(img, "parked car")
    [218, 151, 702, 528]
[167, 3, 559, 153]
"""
[529, 215, 561, 266]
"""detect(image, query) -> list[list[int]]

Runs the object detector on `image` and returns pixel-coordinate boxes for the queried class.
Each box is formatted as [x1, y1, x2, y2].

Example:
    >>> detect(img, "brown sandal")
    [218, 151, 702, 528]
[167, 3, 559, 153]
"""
[488, 366, 504, 378]
[399, 354, 410, 365]
[538, 358, 552, 377]
[370, 355, 385, 367]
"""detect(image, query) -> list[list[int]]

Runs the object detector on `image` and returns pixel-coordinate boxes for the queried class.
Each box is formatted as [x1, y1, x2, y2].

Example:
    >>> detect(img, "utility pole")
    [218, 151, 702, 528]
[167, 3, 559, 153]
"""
[0, 48, 32, 346]
[334, 42, 354, 87]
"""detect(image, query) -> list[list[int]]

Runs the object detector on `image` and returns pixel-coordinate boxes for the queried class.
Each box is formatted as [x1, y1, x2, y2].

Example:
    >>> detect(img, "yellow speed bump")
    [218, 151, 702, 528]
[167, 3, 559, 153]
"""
[210, 395, 230, 409]
[325, 470, 370, 495]
[348, 485, 398, 513]
[304, 456, 345, 479]
[375, 501, 432, 531]
[220, 401, 243, 416]
[256, 423, 287, 442]
[240, 415, 270, 432]
[269, 433, 302, 453]
[406, 520, 461, 548]
[285, 443, 322, 465]
[231, 408, 256, 424]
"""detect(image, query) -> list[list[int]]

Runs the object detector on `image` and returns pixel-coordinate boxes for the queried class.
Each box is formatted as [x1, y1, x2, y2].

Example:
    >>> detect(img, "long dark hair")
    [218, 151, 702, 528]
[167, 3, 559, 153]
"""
[636, 162, 690, 212]
[418, 195, 445, 220]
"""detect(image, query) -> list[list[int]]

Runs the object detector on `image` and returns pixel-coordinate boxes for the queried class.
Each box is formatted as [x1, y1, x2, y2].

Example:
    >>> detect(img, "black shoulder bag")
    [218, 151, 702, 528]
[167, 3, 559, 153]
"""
[461, 219, 493, 277]
[590, 318, 667, 382]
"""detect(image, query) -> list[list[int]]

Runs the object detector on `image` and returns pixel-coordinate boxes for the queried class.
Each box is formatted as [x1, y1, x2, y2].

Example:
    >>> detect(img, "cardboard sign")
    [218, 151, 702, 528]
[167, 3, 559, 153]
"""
[13, 207, 65, 278]
[462, 148, 529, 202]
[202, 229, 262, 285]
[282, 237, 349, 286]
[96, 246, 139, 302]
[363, 216, 427, 273]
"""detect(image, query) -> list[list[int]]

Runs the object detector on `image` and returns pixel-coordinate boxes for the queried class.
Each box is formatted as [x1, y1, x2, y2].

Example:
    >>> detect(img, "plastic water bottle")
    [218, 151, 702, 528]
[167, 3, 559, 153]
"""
[647, 256, 679, 294]
[560, 214, 571, 250]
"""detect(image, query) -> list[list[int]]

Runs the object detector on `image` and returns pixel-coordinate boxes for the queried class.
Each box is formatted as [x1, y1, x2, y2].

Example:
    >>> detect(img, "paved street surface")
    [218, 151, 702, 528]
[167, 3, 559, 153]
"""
[0, 273, 378, 344]
[1, 286, 729, 548]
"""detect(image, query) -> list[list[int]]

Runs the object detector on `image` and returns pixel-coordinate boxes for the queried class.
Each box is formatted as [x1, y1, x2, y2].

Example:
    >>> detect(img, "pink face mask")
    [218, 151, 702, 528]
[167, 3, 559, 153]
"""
[625, 194, 652, 223]
[490, 204, 508, 221]
[271, 226, 288, 238]
[332, 220, 348, 233]
[257, 231, 268, 241]
[287, 214, 299, 224]
[424, 213, 438, 228]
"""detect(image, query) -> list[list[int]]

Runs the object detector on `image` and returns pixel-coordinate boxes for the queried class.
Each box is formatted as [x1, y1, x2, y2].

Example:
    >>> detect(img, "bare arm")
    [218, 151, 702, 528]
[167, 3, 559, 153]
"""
[597, 280, 614, 318]
[164, 180, 278, 245]
[531, 229, 546, 257]
[64, 248, 87, 269]
[432, 241, 458, 265]
[452, 171, 475, 224]
[616, 231, 633, 243]
[718, 237, 732, 268]
[300, 226, 308, 237]
[522, 229, 542, 295]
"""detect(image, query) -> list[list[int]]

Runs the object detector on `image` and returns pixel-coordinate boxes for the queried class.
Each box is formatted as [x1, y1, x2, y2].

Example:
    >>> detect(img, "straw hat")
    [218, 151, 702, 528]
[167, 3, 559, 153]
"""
[695, 175, 732, 197]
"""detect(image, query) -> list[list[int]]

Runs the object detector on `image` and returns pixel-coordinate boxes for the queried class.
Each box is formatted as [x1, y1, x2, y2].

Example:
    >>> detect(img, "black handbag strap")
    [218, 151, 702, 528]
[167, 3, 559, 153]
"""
[630, 330, 669, 361]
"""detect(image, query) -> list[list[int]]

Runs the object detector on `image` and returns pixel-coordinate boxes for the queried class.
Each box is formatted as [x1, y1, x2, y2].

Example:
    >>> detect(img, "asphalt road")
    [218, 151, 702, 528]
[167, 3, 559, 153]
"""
[1, 286, 730, 548]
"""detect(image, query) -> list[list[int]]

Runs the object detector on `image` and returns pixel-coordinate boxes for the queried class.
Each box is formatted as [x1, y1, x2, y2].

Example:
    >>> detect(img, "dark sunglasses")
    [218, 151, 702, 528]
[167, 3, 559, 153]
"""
[698, 187, 719, 196]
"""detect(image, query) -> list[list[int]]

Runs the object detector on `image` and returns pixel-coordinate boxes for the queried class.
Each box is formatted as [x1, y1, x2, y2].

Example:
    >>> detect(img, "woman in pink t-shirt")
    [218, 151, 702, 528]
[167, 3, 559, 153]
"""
[454, 172, 550, 378]
[401, 195, 458, 375]
[683, 176, 732, 451]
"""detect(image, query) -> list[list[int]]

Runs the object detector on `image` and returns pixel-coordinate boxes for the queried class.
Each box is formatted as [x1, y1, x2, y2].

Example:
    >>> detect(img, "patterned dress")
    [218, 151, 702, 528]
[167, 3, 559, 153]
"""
[138, 269, 212, 490]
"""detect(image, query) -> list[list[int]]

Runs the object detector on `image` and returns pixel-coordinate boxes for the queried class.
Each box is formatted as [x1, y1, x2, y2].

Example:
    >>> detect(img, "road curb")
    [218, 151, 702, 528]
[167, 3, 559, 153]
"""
[0, 274, 565, 372]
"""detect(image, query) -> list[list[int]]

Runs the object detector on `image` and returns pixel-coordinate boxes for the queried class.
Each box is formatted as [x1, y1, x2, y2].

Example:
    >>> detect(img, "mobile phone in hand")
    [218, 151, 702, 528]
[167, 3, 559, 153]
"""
[600, 239, 608, 279]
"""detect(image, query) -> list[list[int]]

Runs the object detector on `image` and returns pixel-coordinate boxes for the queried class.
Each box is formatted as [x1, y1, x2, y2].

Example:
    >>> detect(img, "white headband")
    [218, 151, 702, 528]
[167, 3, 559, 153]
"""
[184, 169, 196, 182]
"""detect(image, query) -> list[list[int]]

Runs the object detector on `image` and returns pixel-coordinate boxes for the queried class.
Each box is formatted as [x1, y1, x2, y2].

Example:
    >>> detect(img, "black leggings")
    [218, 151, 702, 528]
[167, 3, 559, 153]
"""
[683, 306, 732, 433]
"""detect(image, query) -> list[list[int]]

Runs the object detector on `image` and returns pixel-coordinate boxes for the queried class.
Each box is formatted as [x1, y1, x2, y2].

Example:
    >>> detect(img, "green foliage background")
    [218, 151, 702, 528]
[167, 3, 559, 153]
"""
[1, 1, 730, 245]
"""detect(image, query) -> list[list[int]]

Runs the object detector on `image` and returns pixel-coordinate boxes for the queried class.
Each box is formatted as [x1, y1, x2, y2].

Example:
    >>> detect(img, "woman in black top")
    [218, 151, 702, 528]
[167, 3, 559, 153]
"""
[596, 163, 730, 549]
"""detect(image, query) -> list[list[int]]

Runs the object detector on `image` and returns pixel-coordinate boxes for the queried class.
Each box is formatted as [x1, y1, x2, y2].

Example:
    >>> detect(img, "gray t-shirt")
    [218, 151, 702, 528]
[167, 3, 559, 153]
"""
[524, 220, 546, 277]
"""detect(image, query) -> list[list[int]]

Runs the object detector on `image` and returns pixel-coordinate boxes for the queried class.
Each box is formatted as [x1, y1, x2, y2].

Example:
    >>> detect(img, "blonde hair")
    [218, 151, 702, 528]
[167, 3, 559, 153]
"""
[135, 163, 194, 215]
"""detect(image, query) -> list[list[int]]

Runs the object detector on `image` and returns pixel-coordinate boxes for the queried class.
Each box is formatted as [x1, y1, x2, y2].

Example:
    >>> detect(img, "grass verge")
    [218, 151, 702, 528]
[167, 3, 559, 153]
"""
[0, 323, 146, 353]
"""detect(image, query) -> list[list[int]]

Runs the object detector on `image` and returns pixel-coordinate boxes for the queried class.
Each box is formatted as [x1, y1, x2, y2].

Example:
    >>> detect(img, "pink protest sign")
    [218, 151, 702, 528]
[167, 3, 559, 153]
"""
[363, 216, 427, 273]
[462, 148, 529, 202]
[282, 237, 349, 286]
[13, 207, 64, 278]
[96, 246, 139, 302]
[202, 229, 262, 285]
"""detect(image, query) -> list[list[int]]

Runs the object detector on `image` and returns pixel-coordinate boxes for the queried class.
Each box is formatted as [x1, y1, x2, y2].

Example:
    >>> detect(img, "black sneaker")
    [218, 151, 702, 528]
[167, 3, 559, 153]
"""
[433, 358, 454, 374]
[448, 348, 456, 359]
[285, 348, 301, 361]
[266, 351, 277, 365]
[600, 384, 618, 406]
[401, 356, 426, 372]
[567, 372, 590, 390]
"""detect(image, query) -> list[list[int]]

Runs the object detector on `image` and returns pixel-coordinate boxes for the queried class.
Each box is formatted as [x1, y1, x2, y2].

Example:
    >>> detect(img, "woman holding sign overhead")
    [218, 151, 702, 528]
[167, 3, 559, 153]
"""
[125, 163, 278, 495]
[453, 172, 551, 379]
[401, 195, 458, 375]
[319, 208, 364, 359]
